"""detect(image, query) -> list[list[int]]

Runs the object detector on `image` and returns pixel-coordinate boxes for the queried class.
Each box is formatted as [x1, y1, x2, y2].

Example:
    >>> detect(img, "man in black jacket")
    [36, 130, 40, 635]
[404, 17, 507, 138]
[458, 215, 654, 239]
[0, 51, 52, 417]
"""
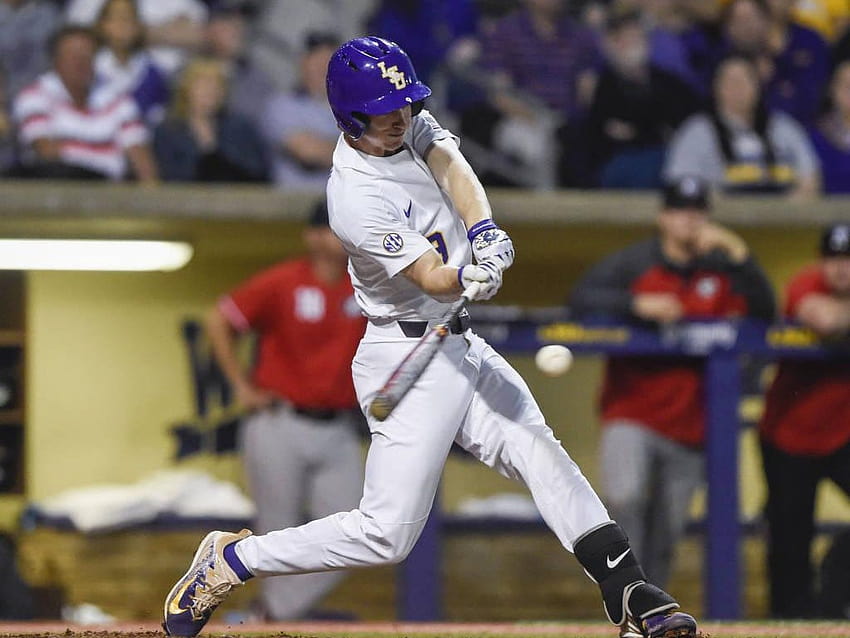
[585, 6, 701, 188]
[569, 176, 775, 587]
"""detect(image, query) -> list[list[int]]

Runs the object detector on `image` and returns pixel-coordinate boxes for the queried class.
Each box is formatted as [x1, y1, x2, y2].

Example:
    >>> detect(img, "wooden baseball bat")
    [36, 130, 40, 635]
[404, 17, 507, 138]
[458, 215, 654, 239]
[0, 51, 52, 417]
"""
[368, 282, 480, 421]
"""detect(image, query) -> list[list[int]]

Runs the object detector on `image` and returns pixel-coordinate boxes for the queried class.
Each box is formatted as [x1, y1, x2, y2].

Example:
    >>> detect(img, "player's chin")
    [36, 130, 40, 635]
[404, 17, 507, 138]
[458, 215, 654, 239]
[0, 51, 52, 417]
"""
[385, 136, 405, 150]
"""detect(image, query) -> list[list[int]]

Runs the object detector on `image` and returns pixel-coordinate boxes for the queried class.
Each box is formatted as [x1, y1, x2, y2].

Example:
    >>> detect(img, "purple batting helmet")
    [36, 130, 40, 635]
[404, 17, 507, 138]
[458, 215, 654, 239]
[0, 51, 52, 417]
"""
[326, 36, 431, 139]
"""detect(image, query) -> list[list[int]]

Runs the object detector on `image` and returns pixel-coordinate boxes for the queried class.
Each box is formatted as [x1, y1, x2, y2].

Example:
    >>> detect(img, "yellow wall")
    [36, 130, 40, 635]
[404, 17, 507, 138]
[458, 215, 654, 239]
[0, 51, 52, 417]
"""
[24, 219, 305, 500]
[8, 216, 849, 529]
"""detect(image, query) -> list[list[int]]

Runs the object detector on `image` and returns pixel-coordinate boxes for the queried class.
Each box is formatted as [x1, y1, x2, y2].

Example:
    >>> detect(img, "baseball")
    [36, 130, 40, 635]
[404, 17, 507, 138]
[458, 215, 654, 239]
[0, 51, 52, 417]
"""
[535, 345, 574, 377]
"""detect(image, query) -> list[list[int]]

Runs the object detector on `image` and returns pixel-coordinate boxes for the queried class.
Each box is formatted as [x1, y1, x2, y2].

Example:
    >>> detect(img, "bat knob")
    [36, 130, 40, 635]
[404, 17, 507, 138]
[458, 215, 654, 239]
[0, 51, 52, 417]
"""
[369, 396, 392, 421]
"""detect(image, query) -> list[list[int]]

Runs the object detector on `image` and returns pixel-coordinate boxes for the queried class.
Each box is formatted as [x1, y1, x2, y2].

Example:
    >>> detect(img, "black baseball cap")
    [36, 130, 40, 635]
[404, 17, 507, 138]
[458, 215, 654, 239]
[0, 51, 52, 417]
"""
[661, 176, 711, 212]
[820, 223, 850, 257]
[308, 200, 330, 227]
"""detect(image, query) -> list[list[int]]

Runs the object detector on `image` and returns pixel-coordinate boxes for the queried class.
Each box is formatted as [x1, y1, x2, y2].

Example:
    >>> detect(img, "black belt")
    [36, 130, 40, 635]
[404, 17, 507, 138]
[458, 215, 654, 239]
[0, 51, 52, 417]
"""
[397, 308, 470, 338]
[293, 406, 346, 421]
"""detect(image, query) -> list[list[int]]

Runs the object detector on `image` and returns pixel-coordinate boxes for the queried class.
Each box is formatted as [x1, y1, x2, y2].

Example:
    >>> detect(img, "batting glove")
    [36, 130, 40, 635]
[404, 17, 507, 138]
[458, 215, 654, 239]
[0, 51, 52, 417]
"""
[468, 219, 515, 270]
[458, 260, 503, 301]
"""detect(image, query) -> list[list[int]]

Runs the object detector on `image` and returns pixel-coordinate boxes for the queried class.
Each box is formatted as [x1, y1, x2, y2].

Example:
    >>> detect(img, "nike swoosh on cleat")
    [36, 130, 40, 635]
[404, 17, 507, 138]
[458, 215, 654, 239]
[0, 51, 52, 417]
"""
[607, 548, 631, 569]
[166, 576, 194, 616]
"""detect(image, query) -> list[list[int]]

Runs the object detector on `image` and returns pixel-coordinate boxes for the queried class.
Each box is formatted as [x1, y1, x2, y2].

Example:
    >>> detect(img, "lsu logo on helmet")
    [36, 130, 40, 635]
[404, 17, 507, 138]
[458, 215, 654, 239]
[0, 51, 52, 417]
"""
[377, 61, 407, 89]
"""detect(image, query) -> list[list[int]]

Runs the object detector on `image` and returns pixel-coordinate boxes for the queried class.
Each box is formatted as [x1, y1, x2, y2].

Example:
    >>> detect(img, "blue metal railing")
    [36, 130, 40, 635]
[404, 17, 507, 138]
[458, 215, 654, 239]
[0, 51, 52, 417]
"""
[399, 315, 849, 621]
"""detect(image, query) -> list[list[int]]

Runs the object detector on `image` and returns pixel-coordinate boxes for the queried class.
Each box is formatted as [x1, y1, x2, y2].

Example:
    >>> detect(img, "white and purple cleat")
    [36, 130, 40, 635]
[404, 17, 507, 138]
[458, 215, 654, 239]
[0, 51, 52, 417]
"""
[162, 528, 253, 637]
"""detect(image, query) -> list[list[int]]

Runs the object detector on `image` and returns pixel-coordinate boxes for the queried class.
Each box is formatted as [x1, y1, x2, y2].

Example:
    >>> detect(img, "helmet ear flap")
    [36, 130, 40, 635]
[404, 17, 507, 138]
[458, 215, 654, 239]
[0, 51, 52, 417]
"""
[350, 112, 370, 139]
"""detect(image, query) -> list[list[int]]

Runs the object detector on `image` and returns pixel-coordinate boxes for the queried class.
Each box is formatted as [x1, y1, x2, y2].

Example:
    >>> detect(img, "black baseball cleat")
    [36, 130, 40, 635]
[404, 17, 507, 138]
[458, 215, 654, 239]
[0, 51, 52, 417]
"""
[620, 610, 698, 638]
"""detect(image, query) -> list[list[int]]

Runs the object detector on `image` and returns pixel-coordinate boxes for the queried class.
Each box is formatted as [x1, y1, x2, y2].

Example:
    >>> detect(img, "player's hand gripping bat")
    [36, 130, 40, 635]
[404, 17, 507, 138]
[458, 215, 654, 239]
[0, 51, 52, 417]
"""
[368, 282, 481, 421]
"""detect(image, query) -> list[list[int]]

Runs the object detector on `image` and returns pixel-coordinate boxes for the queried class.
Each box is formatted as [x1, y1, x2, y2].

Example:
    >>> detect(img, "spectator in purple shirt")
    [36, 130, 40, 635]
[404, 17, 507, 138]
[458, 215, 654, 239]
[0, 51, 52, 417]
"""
[583, 1, 702, 91]
[639, 0, 703, 90]
[684, 0, 829, 124]
[94, 0, 170, 126]
[764, 0, 830, 124]
[458, 0, 600, 187]
[809, 61, 850, 194]
[682, 0, 771, 99]
[480, 0, 600, 119]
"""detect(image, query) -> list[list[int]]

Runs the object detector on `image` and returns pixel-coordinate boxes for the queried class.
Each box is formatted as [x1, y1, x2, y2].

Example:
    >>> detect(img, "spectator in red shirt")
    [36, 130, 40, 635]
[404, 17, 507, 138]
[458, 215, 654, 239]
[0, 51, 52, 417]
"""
[759, 223, 850, 618]
[204, 200, 366, 620]
[570, 176, 775, 587]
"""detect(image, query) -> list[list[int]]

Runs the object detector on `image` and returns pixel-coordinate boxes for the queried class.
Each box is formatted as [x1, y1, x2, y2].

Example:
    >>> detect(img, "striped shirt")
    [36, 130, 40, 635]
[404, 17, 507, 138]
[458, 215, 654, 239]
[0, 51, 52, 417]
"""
[481, 8, 600, 116]
[13, 72, 148, 179]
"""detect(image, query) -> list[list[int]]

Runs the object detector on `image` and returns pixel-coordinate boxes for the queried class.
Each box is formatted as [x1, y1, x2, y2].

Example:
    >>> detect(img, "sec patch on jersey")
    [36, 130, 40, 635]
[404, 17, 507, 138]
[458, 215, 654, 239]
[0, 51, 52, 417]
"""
[383, 233, 404, 253]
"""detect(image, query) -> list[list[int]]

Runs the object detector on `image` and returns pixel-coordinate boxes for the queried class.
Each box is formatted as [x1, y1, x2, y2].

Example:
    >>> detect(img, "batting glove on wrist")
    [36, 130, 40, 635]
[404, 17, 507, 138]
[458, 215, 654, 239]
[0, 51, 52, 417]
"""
[468, 219, 515, 270]
[458, 260, 503, 301]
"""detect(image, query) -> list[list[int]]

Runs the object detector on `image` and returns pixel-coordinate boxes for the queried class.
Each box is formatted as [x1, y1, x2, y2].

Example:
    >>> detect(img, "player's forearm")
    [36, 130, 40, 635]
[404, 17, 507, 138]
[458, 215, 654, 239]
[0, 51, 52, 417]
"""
[403, 250, 462, 300]
[204, 308, 252, 390]
[796, 295, 850, 336]
[426, 139, 492, 229]
[449, 165, 492, 230]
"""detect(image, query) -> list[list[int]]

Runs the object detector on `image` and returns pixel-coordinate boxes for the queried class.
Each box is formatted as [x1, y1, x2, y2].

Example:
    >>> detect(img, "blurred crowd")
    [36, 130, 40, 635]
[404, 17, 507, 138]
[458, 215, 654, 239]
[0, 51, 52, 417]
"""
[2, 0, 850, 195]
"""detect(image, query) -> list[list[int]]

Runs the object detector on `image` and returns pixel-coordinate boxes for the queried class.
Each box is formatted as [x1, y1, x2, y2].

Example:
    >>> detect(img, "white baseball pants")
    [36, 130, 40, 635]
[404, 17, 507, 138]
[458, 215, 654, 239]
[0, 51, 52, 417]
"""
[235, 325, 611, 576]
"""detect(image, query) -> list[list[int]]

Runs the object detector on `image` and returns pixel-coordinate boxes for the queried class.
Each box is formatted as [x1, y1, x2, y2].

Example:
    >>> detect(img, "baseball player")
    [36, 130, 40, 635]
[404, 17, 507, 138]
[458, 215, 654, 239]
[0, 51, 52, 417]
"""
[163, 37, 698, 638]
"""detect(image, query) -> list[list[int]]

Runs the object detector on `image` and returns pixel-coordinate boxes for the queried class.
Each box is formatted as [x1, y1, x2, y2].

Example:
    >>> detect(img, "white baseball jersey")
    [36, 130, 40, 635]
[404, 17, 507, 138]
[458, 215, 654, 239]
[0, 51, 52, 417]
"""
[327, 110, 471, 321]
[233, 107, 612, 588]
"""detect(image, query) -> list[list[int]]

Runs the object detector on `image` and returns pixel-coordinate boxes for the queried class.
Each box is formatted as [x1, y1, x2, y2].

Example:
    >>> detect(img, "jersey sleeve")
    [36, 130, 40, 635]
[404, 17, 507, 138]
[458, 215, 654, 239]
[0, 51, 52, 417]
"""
[409, 109, 458, 158]
[220, 266, 284, 332]
[334, 183, 434, 279]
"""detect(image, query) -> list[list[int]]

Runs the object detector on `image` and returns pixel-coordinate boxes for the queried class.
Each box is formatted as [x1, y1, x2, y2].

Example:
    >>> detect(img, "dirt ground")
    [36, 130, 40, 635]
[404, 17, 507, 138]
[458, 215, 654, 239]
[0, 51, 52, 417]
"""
[0, 621, 849, 638]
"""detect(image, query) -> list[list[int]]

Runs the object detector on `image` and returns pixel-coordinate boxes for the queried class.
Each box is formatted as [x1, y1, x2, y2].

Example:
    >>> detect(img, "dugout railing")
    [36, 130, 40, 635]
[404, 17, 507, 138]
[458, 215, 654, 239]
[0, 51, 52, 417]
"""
[397, 312, 850, 622]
